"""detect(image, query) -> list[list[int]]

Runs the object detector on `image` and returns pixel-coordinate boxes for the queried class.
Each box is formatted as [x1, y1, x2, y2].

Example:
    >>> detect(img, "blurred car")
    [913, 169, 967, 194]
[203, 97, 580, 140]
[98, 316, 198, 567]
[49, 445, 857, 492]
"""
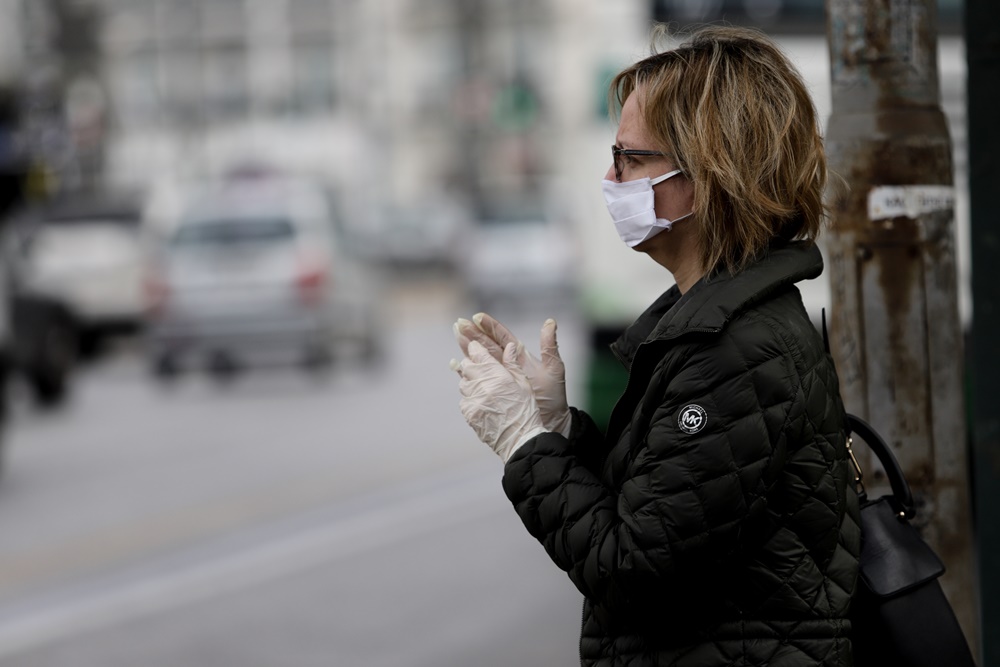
[458, 208, 578, 310]
[4, 192, 145, 357]
[145, 177, 383, 379]
[0, 192, 146, 406]
[354, 200, 467, 269]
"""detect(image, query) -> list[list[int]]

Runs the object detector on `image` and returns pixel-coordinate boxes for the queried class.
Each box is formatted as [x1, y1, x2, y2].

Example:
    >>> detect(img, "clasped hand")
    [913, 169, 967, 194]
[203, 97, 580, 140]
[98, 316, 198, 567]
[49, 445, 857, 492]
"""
[453, 340, 545, 462]
[451, 313, 573, 462]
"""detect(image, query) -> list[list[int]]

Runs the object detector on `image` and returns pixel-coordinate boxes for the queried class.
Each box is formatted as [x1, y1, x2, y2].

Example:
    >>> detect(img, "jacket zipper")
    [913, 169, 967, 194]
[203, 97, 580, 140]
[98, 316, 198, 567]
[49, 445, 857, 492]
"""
[605, 327, 720, 440]
[580, 324, 721, 663]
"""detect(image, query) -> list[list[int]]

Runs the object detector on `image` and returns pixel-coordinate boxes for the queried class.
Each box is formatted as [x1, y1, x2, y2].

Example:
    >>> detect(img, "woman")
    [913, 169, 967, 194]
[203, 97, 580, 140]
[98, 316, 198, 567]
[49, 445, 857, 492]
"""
[452, 26, 860, 666]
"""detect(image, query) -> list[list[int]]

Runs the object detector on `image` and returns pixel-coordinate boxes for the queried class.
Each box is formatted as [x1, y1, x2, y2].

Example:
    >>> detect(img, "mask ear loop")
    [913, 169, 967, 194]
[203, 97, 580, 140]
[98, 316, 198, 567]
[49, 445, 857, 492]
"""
[649, 169, 683, 186]
[650, 169, 691, 228]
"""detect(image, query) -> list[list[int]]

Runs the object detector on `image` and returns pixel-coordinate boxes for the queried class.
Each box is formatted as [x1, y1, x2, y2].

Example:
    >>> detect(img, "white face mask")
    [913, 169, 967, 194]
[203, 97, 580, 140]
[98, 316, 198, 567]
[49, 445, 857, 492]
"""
[602, 169, 692, 248]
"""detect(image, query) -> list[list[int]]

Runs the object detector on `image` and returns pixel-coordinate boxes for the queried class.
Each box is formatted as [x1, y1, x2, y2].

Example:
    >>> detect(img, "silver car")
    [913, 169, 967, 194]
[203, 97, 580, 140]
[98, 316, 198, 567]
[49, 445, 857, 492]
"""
[458, 209, 578, 311]
[145, 178, 382, 378]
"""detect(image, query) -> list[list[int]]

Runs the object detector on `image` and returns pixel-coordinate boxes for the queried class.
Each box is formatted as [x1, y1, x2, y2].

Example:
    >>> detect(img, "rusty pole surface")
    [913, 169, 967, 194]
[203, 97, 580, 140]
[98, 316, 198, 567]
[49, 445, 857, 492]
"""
[823, 0, 979, 652]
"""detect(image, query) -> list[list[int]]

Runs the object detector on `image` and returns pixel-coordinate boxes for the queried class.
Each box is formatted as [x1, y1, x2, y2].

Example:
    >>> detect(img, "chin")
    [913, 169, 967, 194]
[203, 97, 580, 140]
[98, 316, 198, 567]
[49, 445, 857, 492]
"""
[632, 235, 676, 273]
[633, 231, 669, 254]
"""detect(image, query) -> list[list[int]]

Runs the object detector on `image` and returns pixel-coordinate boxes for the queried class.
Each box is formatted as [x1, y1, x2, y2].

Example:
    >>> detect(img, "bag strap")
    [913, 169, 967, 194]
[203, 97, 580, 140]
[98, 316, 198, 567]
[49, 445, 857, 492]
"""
[821, 309, 917, 519]
[846, 413, 917, 519]
[821, 308, 831, 355]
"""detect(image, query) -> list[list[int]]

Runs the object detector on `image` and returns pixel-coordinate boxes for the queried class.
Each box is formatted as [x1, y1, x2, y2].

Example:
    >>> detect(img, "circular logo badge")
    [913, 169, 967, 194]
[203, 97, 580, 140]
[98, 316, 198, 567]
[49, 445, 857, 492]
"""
[678, 404, 707, 434]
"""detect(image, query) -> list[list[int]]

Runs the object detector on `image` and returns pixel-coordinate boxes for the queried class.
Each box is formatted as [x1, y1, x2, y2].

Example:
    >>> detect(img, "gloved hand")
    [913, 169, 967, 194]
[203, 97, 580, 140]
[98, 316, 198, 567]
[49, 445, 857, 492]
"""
[454, 313, 572, 438]
[454, 340, 546, 463]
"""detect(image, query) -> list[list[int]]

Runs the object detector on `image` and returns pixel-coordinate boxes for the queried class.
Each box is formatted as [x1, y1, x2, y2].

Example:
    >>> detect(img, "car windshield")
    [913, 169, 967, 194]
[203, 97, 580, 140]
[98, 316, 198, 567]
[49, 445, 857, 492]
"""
[476, 204, 548, 227]
[173, 218, 295, 247]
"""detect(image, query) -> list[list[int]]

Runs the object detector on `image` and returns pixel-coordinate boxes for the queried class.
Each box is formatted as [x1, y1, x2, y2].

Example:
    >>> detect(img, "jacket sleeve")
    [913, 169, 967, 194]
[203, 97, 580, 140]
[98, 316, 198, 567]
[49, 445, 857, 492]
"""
[563, 407, 608, 474]
[502, 323, 802, 612]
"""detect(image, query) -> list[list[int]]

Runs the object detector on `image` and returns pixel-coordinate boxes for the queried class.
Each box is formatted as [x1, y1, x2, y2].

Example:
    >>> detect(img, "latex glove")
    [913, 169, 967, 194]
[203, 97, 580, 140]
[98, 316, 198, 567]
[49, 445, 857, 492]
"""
[456, 340, 546, 463]
[455, 313, 572, 438]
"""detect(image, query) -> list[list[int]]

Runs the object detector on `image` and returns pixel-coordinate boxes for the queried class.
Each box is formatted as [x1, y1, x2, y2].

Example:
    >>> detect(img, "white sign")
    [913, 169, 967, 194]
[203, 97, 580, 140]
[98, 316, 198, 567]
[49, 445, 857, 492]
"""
[868, 185, 955, 221]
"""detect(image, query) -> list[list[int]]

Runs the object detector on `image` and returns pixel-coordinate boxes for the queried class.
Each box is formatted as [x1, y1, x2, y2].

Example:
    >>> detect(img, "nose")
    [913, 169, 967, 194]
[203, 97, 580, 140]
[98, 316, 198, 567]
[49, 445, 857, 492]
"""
[604, 163, 617, 182]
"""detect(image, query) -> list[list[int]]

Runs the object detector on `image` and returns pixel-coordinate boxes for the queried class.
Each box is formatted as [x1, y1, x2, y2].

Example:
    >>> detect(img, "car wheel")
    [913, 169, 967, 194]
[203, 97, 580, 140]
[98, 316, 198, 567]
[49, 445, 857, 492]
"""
[77, 330, 103, 360]
[30, 315, 76, 407]
[302, 343, 333, 374]
[360, 335, 385, 367]
[0, 355, 11, 479]
[207, 350, 240, 383]
[358, 309, 386, 367]
[152, 353, 180, 381]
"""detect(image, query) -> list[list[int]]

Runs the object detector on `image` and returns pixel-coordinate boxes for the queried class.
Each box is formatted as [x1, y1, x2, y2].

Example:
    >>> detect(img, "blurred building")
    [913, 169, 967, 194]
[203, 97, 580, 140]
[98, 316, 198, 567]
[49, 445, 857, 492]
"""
[100, 0, 361, 205]
[92, 0, 656, 230]
[91, 0, 962, 257]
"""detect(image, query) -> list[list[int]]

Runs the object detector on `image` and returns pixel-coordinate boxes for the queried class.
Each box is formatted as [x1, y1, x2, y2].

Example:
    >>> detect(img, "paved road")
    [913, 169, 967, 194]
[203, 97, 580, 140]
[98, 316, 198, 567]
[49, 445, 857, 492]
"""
[0, 277, 587, 666]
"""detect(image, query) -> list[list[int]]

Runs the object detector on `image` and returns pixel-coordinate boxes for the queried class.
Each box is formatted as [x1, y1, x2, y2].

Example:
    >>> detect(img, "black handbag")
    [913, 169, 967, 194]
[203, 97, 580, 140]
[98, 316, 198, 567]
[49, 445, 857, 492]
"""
[845, 413, 977, 666]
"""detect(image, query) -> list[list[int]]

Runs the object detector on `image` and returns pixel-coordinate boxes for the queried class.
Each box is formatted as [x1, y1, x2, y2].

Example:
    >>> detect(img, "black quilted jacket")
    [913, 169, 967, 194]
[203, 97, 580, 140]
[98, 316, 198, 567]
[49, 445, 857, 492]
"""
[503, 241, 861, 666]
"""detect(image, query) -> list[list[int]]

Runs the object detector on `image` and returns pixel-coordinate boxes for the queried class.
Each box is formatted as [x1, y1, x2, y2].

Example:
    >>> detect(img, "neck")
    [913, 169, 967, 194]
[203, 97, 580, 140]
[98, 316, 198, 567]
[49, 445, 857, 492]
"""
[642, 233, 705, 294]
[672, 261, 705, 294]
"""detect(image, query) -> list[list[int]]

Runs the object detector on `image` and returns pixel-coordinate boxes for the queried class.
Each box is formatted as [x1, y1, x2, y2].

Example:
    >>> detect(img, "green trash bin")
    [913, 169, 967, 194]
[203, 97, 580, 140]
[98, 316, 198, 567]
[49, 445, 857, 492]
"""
[582, 324, 628, 433]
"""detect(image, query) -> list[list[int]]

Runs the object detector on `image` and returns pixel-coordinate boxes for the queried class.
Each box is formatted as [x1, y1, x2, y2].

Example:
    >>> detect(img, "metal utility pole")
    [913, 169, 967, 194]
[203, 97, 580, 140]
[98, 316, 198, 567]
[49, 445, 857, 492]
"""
[966, 0, 1000, 662]
[823, 0, 979, 653]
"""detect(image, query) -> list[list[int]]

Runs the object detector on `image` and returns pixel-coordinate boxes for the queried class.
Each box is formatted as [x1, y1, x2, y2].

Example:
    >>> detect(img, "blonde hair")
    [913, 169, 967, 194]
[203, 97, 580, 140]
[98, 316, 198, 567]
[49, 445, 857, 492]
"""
[610, 25, 827, 275]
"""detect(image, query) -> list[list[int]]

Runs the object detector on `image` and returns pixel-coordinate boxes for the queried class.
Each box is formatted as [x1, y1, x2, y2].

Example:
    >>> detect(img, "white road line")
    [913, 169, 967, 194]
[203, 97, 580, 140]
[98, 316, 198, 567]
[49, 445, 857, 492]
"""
[0, 464, 504, 658]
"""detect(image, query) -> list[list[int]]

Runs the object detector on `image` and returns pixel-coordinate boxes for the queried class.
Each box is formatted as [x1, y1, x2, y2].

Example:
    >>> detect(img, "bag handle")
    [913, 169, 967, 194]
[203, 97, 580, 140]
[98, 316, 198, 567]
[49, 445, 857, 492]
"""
[846, 413, 916, 520]
[820, 311, 917, 519]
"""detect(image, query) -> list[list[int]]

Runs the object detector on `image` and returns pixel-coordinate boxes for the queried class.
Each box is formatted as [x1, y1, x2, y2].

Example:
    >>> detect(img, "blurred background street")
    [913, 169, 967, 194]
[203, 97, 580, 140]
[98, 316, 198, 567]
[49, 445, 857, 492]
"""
[0, 279, 586, 666]
[0, 0, 972, 664]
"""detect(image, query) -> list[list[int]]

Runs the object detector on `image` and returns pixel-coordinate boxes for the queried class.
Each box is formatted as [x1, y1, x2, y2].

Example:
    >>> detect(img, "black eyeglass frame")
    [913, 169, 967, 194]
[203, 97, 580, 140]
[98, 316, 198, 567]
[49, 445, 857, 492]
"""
[611, 145, 670, 181]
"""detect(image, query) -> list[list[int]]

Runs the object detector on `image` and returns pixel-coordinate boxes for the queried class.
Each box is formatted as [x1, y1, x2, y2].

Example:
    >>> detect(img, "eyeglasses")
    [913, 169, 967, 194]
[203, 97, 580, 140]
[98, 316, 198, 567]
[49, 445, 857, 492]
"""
[612, 145, 670, 181]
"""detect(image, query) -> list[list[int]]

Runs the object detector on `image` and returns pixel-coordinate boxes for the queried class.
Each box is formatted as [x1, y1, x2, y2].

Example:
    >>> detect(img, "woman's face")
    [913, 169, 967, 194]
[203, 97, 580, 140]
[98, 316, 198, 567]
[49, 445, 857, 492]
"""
[607, 91, 695, 229]
[607, 90, 702, 282]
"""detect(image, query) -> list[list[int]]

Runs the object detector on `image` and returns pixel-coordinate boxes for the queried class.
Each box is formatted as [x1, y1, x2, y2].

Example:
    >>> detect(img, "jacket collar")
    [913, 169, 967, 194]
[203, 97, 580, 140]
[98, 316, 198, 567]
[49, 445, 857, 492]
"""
[611, 241, 823, 365]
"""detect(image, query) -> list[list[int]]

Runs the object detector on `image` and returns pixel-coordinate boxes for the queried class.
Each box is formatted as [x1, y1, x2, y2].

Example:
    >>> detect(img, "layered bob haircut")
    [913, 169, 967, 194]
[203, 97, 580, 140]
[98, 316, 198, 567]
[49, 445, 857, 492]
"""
[610, 26, 827, 275]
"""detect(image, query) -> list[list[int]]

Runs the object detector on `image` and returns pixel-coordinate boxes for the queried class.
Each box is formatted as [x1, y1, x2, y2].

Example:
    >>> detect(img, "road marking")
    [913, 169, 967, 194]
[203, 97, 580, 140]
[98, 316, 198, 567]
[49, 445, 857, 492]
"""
[0, 452, 482, 596]
[0, 462, 504, 658]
